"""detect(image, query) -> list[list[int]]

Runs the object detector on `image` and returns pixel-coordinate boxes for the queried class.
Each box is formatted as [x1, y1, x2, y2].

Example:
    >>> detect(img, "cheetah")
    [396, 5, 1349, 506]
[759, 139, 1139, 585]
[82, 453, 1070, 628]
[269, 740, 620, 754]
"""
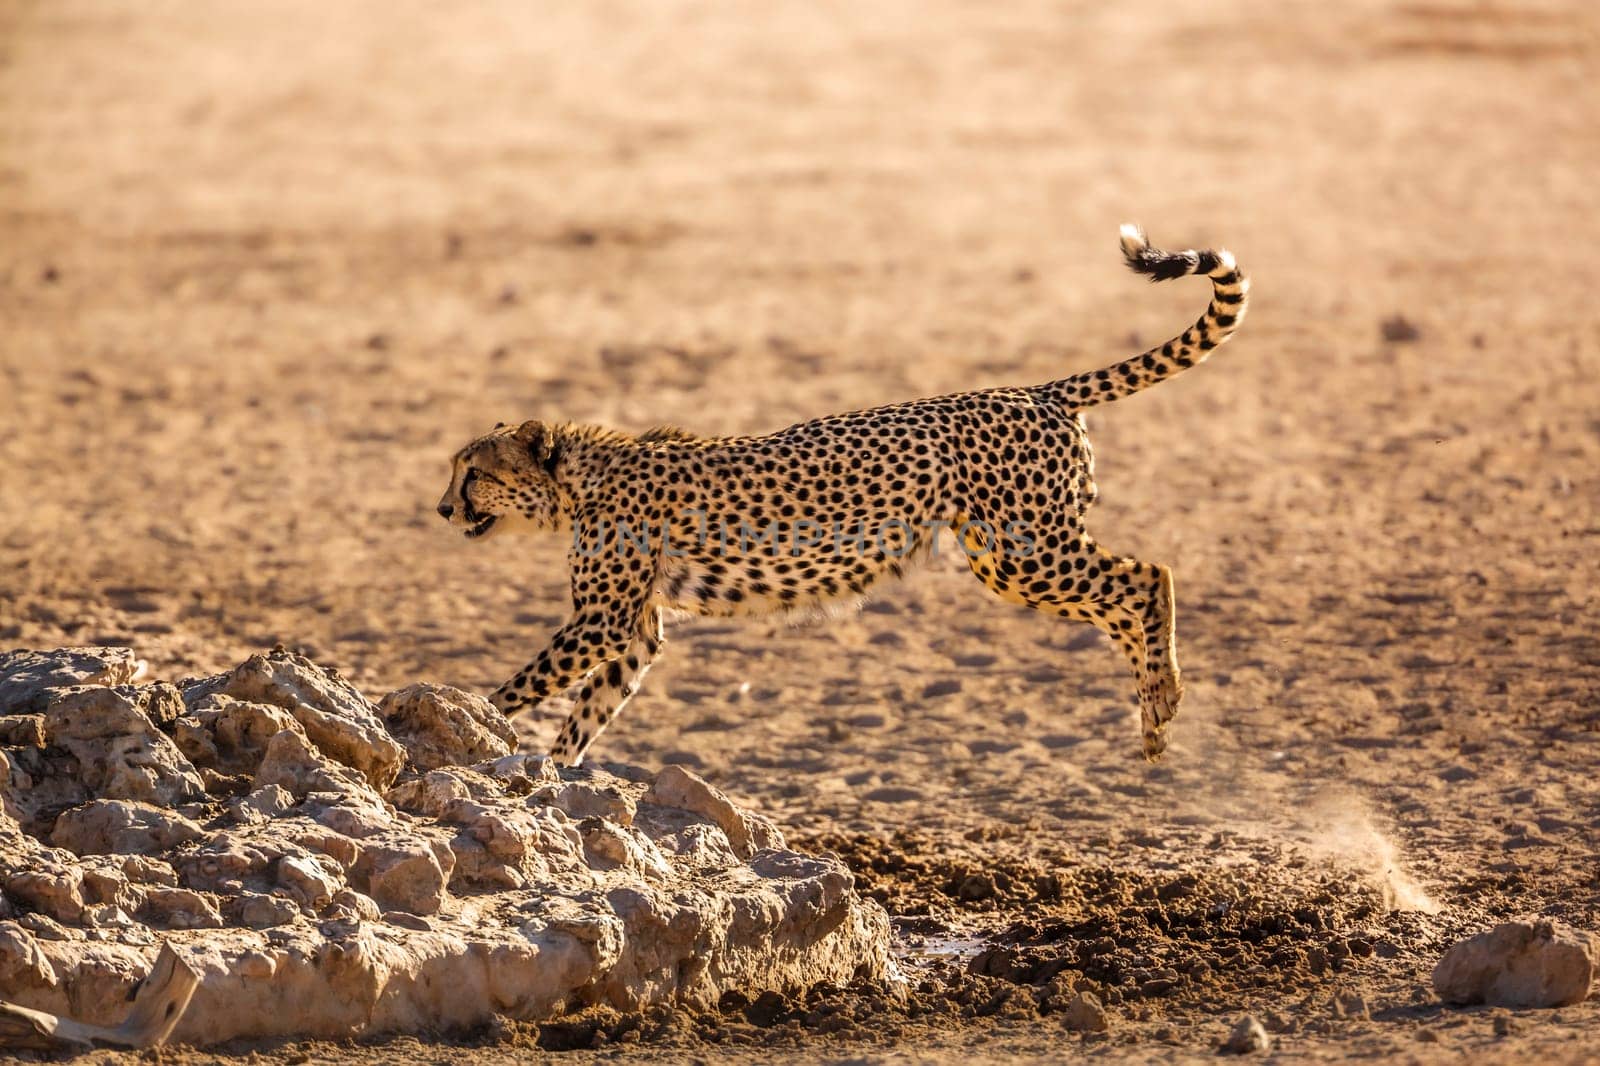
[436, 225, 1249, 766]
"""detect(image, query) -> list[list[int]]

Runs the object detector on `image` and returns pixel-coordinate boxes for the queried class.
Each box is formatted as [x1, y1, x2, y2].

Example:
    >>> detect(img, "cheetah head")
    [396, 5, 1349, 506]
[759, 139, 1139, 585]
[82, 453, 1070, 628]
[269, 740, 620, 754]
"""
[437, 421, 566, 540]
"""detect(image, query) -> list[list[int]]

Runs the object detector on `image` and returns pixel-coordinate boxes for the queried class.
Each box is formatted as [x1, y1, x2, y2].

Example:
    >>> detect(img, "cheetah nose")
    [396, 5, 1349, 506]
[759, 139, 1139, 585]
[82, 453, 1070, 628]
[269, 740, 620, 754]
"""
[437, 503, 454, 520]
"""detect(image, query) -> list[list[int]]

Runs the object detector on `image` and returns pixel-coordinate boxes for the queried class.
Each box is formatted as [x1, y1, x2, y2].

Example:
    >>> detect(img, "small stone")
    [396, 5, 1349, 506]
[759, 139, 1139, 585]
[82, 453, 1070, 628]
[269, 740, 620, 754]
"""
[1063, 990, 1109, 1033]
[140, 887, 224, 929]
[1433, 919, 1598, 1008]
[644, 764, 784, 858]
[276, 855, 342, 913]
[351, 835, 449, 915]
[1380, 314, 1422, 343]
[234, 892, 300, 929]
[229, 784, 296, 824]
[1221, 1015, 1271, 1055]
[0, 715, 45, 748]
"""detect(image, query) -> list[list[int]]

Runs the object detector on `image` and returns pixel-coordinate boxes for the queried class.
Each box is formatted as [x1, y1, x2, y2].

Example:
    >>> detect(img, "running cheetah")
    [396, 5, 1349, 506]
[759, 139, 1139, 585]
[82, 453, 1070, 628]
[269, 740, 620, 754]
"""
[436, 225, 1249, 765]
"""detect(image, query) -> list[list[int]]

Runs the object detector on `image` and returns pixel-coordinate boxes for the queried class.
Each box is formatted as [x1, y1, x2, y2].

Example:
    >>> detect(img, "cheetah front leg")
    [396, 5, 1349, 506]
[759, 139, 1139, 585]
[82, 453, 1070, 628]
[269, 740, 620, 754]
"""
[489, 608, 637, 717]
[547, 606, 665, 766]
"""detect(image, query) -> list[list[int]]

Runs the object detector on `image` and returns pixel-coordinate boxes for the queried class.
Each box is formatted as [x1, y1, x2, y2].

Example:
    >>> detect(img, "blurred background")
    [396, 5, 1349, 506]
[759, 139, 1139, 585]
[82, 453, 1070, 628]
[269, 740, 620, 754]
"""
[1, 0, 1596, 845]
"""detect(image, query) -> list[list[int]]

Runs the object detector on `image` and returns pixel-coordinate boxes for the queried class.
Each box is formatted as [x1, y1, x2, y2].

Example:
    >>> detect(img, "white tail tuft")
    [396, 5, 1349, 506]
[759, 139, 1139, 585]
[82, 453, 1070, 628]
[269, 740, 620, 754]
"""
[1118, 222, 1148, 258]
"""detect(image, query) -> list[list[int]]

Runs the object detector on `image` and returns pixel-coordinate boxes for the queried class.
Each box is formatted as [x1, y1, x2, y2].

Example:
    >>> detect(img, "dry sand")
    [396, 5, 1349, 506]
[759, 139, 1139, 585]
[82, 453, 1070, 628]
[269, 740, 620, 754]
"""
[2, 0, 1598, 1061]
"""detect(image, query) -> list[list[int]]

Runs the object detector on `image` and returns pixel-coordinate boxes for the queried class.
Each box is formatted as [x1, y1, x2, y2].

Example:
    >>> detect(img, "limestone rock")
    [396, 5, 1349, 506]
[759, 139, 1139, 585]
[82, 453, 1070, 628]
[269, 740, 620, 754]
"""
[378, 683, 514, 771]
[43, 685, 204, 806]
[182, 649, 404, 789]
[1063, 989, 1110, 1032]
[0, 646, 892, 1047]
[139, 888, 224, 930]
[1222, 1014, 1271, 1054]
[0, 716, 45, 748]
[349, 833, 451, 915]
[0, 746, 90, 835]
[173, 695, 303, 778]
[4, 863, 87, 925]
[0, 647, 145, 715]
[538, 779, 638, 825]
[254, 729, 379, 805]
[0, 922, 57, 990]
[276, 855, 342, 913]
[387, 769, 475, 818]
[1433, 919, 1598, 1008]
[227, 784, 295, 825]
[50, 800, 203, 856]
[644, 763, 784, 859]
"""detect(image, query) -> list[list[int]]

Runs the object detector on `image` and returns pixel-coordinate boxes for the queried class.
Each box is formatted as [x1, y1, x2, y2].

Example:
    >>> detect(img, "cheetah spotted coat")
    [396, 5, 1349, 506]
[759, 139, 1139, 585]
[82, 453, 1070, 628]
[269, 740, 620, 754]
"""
[437, 226, 1250, 765]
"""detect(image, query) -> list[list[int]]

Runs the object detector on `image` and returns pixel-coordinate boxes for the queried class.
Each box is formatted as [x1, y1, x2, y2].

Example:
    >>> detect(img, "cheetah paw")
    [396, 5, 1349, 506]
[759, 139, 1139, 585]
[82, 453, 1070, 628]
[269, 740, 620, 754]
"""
[1139, 673, 1183, 761]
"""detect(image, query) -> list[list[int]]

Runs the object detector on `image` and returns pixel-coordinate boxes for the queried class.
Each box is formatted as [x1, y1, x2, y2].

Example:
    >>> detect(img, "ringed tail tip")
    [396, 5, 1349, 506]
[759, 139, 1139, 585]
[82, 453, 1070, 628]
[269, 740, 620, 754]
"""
[1118, 222, 1149, 260]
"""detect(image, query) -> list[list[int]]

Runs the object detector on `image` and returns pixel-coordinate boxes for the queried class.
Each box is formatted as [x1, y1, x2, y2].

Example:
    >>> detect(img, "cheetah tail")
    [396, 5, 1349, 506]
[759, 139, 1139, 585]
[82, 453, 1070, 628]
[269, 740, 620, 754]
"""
[1038, 224, 1250, 410]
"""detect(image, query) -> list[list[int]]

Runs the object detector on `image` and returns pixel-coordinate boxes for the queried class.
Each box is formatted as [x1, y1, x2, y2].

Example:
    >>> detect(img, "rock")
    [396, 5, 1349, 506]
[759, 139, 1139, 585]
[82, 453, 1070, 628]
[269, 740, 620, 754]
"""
[302, 792, 393, 838]
[0, 716, 45, 748]
[1380, 313, 1422, 344]
[0, 746, 90, 835]
[182, 649, 405, 789]
[230, 893, 300, 929]
[173, 696, 303, 777]
[538, 780, 637, 825]
[440, 798, 588, 892]
[139, 888, 224, 929]
[254, 729, 380, 804]
[119, 856, 178, 887]
[0, 647, 891, 1047]
[4, 864, 87, 924]
[1222, 1015, 1272, 1054]
[1433, 919, 1599, 1008]
[43, 685, 205, 805]
[228, 784, 296, 825]
[1062, 990, 1110, 1032]
[643, 764, 784, 859]
[378, 684, 514, 771]
[387, 770, 474, 818]
[349, 834, 451, 915]
[276, 855, 342, 913]
[50, 800, 203, 856]
[0, 647, 144, 715]
[0, 922, 57, 989]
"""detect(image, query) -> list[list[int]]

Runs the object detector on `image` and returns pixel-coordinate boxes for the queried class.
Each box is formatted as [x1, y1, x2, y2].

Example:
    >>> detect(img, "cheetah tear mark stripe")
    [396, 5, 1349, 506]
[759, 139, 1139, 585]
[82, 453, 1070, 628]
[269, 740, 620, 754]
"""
[1038, 224, 1250, 410]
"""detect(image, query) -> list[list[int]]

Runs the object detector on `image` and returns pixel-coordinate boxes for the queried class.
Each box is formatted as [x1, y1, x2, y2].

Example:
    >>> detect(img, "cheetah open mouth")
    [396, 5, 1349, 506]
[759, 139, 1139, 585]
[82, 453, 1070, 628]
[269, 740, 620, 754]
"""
[464, 515, 498, 538]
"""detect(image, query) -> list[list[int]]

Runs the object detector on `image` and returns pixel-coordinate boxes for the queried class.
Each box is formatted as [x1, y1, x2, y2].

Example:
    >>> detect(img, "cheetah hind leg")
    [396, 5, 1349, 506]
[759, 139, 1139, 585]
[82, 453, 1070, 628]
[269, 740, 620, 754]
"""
[1135, 563, 1183, 760]
[1064, 542, 1185, 760]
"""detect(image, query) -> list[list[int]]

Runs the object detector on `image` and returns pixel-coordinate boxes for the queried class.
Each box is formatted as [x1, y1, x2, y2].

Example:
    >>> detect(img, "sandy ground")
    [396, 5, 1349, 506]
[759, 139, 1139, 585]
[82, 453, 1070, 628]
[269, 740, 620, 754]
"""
[3, 0, 1600, 1061]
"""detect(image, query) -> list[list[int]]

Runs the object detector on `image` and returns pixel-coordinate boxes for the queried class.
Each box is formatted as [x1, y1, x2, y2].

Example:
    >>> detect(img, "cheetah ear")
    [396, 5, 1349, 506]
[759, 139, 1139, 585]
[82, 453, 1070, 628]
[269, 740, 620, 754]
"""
[494, 421, 507, 430]
[514, 420, 562, 476]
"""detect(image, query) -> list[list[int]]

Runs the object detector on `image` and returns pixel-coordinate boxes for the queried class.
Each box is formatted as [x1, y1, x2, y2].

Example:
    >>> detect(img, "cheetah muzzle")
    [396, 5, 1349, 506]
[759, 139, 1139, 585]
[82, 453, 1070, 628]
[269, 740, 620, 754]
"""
[435, 225, 1250, 768]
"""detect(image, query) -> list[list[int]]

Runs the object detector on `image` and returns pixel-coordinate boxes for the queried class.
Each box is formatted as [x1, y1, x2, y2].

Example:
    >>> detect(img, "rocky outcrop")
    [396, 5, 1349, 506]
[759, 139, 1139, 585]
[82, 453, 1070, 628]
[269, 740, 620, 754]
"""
[0, 646, 892, 1047]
